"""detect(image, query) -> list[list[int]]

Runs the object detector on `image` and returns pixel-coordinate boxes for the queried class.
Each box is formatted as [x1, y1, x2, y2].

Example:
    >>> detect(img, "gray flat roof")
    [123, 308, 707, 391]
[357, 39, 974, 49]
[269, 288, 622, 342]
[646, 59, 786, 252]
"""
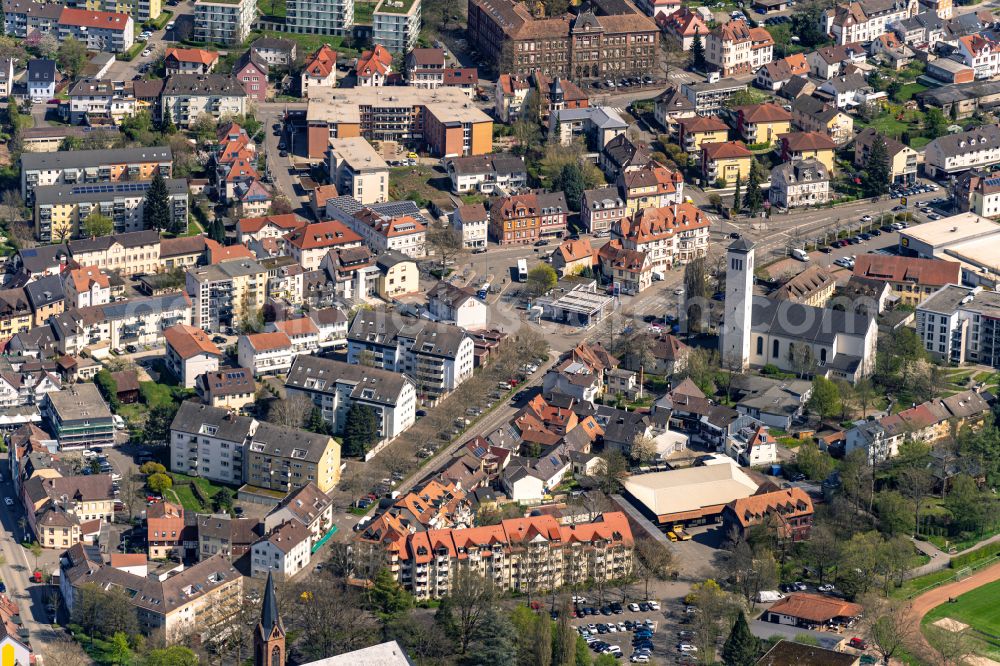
[35, 179, 188, 206]
[21, 147, 173, 171]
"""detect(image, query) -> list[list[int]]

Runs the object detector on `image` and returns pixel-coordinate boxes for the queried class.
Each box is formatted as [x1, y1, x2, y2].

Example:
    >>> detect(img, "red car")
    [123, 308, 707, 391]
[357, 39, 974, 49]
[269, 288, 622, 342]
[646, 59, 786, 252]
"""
[849, 637, 868, 650]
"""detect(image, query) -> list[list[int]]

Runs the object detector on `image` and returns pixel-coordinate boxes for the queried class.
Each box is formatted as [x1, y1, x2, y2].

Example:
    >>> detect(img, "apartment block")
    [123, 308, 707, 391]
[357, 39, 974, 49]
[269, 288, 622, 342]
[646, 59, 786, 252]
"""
[327, 137, 390, 205]
[924, 124, 1000, 179]
[161, 74, 247, 127]
[51, 292, 192, 356]
[611, 203, 711, 272]
[706, 19, 773, 77]
[285, 354, 417, 444]
[186, 259, 268, 333]
[347, 310, 474, 399]
[372, 0, 420, 53]
[34, 179, 188, 242]
[66, 78, 137, 125]
[21, 147, 173, 206]
[245, 422, 341, 494]
[917, 284, 1000, 366]
[3, 1, 63, 38]
[58, 8, 134, 53]
[356, 511, 634, 600]
[194, 0, 256, 45]
[41, 383, 115, 450]
[305, 86, 493, 159]
[286, 0, 354, 34]
[68, 230, 162, 276]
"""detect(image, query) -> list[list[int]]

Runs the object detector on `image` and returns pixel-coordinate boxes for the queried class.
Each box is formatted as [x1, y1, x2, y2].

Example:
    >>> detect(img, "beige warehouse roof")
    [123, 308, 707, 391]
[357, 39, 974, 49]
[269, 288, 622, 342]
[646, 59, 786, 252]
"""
[623, 464, 759, 517]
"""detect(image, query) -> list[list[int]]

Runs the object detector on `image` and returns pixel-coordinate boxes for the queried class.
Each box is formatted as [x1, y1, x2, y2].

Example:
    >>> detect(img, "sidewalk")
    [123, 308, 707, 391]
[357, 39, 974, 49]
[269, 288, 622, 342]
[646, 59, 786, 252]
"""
[906, 532, 1000, 580]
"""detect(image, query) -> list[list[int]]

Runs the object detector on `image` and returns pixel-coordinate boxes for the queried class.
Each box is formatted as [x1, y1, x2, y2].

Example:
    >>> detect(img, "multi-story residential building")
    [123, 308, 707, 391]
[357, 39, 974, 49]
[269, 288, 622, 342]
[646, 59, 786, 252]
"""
[68, 0, 164, 22]
[65, 78, 137, 125]
[957, 169, 1000, 218]
[327, 137, 390, 204]
[20, 146, 173, 206]
[147, 501, 186, 559]
[194, 0, 255, 45]
[250, 520, 312, 580]
[755, 53, 810, 91]
[345, 208, 427, 258]
[825, 0, 917, 46]
[305, 86, 493, 159]
[25, 274, 66, 326]
[285, 355, 417, 444]
[731, 102, 791, 145]
[581, 187, 625, 234]
[855, 255, 961, 308]
[196, 367, 256, 411]
[301, 45, 338, 97]
[262, 482, 335, 548]
[701, 140, 753, 186]
[164, 323, 223, 389]
[285, 220, 363, 271]
[445, 154, 527, 195]
[778, 131, 838, 172]
[373, 0, 420, 53]
[347, 310, 475, 399]
[41, 383, 115, 450]
[652, 86, 696, 135]
[236, 213, 305, 244]
[611, 203, 711, 273]
[495, 74, 532, 122]
[161, 75, 247, 127]
[286, 0, 353, 35]
[406, 47, 445, 87]
[233, 51, 269, 103]
[466, 0, 658, 80]
[356, 511, 634, 599]
[25, 474, 115, 548]
[678, 115, 729, 154]
[806, 42, 867, 80]
[853, 127, 917, 185]
[237, 331, 294, 376]
[452, 203, 489, 249]
[681, 77, 748, 115]
[3, 1, 62, 39]
[67, 230, 162, 276]
[57, 8, 134, 53]
[768, 159, 831, 209]
[62, 550, 243, 644]
[791, 92, 854, 144]
[163, 48, 219, 76]
[63, 266, 111, 309]
[722, 487, 814, 543]
[186, 259, 268, 333]
[659, 6, 708, 50]
[270, 317, 320, 355]
[924, 124, 1000, 178]
[34, 179, 188, 242]
[550, 106, 627, 149]
[0, 57, 14, 99]
[0, 288, 32, 340]
[617, 162, 684, 215]
[706, 19, 773, 77]
[489, 191, 568, 245]
[51, 292, 191, 356]
[170, 400, 342, 492]
[356, 45, 393, 86]
[725, 423, 777, 466]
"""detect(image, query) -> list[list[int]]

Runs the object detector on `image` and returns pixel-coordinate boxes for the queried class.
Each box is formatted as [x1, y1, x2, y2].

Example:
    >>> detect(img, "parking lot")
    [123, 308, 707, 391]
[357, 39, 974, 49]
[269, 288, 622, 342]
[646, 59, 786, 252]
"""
[567, 597, 704, 664]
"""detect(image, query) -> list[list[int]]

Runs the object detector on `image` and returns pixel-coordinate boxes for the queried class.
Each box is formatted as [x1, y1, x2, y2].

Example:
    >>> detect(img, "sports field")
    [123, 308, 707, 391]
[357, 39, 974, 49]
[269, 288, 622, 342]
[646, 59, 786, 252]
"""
[923, 577, 1000, 661]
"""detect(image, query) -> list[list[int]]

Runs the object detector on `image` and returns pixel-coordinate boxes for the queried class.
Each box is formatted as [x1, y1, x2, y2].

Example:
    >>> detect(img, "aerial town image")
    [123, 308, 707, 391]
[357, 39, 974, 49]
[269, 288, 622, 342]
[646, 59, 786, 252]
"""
[3, 0, 1000, 664]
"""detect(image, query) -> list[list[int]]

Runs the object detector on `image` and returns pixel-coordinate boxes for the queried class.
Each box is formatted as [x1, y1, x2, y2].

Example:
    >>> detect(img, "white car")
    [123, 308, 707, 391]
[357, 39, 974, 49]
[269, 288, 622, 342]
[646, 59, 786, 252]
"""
[166, 21, 175, 29]
[818, 584, 836, 593]
[648, 601, 660, 611]
[630, 656, 649, 663]
[860, 215, 872, 223]
[678, 644, 698, 653]
[142, 49, 152, 57]
[3, 497, 12, 506]
[607, 624, 618, 633]
[137, 34, 149, 41]
[628, 603, 640, 612]
[673, 287, 684, 296]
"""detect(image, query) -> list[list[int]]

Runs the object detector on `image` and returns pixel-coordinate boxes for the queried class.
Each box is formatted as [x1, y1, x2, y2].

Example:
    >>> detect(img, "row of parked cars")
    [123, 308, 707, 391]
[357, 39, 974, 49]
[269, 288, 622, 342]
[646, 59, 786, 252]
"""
[579, 618, 657, 662]
[592, 76, 656, 89]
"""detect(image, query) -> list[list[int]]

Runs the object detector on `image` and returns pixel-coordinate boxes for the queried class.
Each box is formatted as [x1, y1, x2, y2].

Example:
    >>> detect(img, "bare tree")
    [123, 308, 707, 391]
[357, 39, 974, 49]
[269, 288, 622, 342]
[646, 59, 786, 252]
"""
[630, 434, 658, 465]
[926, 625, 972, 666]
[42, 636, 92, 666]
[267, 394, 314, 428]
[862, 595, 914, 666]
[897, 467, 933, 536]
[445, 568, 497, 654]
[635, 538, 674, 600]
[427, 224, 467, 270]
[281, 577, 380, 662]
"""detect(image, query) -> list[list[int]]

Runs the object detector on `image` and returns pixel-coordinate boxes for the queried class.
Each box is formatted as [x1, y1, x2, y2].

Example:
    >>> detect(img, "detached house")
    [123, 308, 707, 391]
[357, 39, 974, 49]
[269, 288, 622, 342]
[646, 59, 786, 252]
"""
[755, 54, 809, 91]
[164, 323, 222, 389]
[164, 48, 219, 76]
[356, 45, 392, 87]
[706, 19, 774, 77]
[731, 103, 791, 145]
[301, 45, 337, 97]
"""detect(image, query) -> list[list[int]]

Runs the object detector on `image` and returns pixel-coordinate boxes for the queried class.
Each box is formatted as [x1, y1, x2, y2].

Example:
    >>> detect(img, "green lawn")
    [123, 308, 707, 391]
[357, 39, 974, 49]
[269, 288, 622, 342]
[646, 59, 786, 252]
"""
[896, 82, 928, 102]
[248, 30, 358, 57]
[169, 485, 203, 511]
[892, 568, 959, 600]
[355, 0, 376, 24]
[923, 578, 1000, 661]
[260, 0, 286, 17]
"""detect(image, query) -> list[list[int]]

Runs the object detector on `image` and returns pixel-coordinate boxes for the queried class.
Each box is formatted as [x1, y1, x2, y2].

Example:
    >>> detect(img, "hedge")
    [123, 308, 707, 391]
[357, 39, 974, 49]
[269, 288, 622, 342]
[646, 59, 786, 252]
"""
[143, 10, 173, 31]
[951, 541, 1000, 569]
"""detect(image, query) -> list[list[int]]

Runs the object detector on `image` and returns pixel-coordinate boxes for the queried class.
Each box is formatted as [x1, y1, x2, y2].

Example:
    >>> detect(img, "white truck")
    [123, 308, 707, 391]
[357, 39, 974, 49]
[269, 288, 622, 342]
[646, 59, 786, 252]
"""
[754, 590, 785, 603]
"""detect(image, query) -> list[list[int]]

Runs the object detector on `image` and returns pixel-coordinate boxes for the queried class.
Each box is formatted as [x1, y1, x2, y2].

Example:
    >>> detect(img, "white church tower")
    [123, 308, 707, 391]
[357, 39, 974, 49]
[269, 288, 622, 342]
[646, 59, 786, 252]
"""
[721, 237, 755, 371]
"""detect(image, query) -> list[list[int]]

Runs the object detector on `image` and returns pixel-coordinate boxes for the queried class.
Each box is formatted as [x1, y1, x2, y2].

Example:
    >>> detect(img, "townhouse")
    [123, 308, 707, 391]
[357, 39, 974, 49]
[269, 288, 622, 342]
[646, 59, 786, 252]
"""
[170, 400, 342, 493]
[372, 0, 421, 53]
[0, 288, 34, 339]
[61, 551, 243, 644]
[250, 520, 312, 580]
[285, 355, 417, 444]
[489, 191, 569, 245]
[706, 19, 774, 77]
[285, 220, 363, 271]
[611, 203, 711, 273]
[345, 208, 427, 258]
[164, 324, 223, 389]
[25, 275, 66, 326]
[194, 0, 255, 45]
[270, 318, 320, 355]
[769, 159, 831, 209]
[653, 86, 696, 136]
[495, 74, 532, 123]
[21, 146, 173, 206]
[327, 137, 390, 205]
[147, 501, 187, 560]
[63, 266, 110, 309]
[262, 482, 335, 548]
[618, 162, 684, 215]
[924, 124, 1000, 178]
[452, 204, 489, 249]
[599, 243, 653, 295]
[35, 179, 188, 242]
[186, 259, 268, 333]
[24, 473, 115, 547]
[236, 213, 305, 245]
[407, 48, 446, 88]
[376, 250, 419, 300]
[51, 292, 191, 356]
[57, 8, 134, 53]
[68, 230, 162, 276]
[357, 511, 634, 600]
[347, 310, 475, 399]
[581, 187, 625, 235]
[164, 48, 220, 76]
[161, 75, 247, 128]
[301, 45, 338, 98]
[600, 135, 652, 180]
[233, 51, 270, 102]
[445, 154, 528, 195]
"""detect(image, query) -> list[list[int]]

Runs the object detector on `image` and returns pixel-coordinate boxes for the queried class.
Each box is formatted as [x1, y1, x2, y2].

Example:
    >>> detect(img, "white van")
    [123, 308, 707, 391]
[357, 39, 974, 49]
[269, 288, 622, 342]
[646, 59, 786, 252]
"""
[791, 248, 809, 262]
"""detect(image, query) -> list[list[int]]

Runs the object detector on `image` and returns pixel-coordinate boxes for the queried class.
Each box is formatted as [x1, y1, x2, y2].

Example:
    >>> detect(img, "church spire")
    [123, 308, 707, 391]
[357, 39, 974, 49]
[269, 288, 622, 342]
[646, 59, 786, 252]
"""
[255, 572, 286, 666]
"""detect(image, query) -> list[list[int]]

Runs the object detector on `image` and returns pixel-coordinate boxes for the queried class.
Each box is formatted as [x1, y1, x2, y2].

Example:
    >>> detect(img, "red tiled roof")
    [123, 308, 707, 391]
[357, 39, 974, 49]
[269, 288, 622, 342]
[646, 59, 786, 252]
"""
[853, 255, 961, 287]
[304, 45, 337, 78]
[768, 593, 862, 623]
[286, 221, 361, 250]
[238, 213, 306, 235]
[59, 7, 130, 30]
[701, 140, 752, 160]
[165, 47, 219, 66]
[164, 323, 222, 359]
[246, 331, 291, 351]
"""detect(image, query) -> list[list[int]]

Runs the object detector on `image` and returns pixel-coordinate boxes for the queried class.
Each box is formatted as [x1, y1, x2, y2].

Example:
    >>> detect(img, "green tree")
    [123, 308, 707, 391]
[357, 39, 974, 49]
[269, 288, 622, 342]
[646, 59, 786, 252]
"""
[57, 37, 88, 78]
[807, 376, 841, 419]
[469, 606, 517, 666]
[343, 403, 379, 457]
[925, 107, 947, 139]
[208, 216, 226, 243]
[306, 407, 331, 435]
[886, 79, 903, 102]
[534, 611, 552, 666]
[526, 263, 558, 297]
[863, 134, 891, 198]
[874, 490, 913, 536]
[555, 163, 587, 212]
[733, 174, 742, 214]
[945, 474, 986, 535]
[792, 1, 832, 47]
[139, 462, 166, 475]
[83, 211, 113, 239]
[690, 29, 706, 71]
[160, 106, 177, 135]
[143, 171, 172, 232]
[147, 473, 173, 494]
[144, 404, 178, 445]
[212, 487, 234, 513]
[370, 568, 413, 620]
[94, 370, 121, 411]
[574, 635, 592, 666]
[110, 632, 131, 665]
[722, 611, 760, 666]
[743, 161, 763, 215]
[795, 444, 836, 481]
[143, 646, 198, 666]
